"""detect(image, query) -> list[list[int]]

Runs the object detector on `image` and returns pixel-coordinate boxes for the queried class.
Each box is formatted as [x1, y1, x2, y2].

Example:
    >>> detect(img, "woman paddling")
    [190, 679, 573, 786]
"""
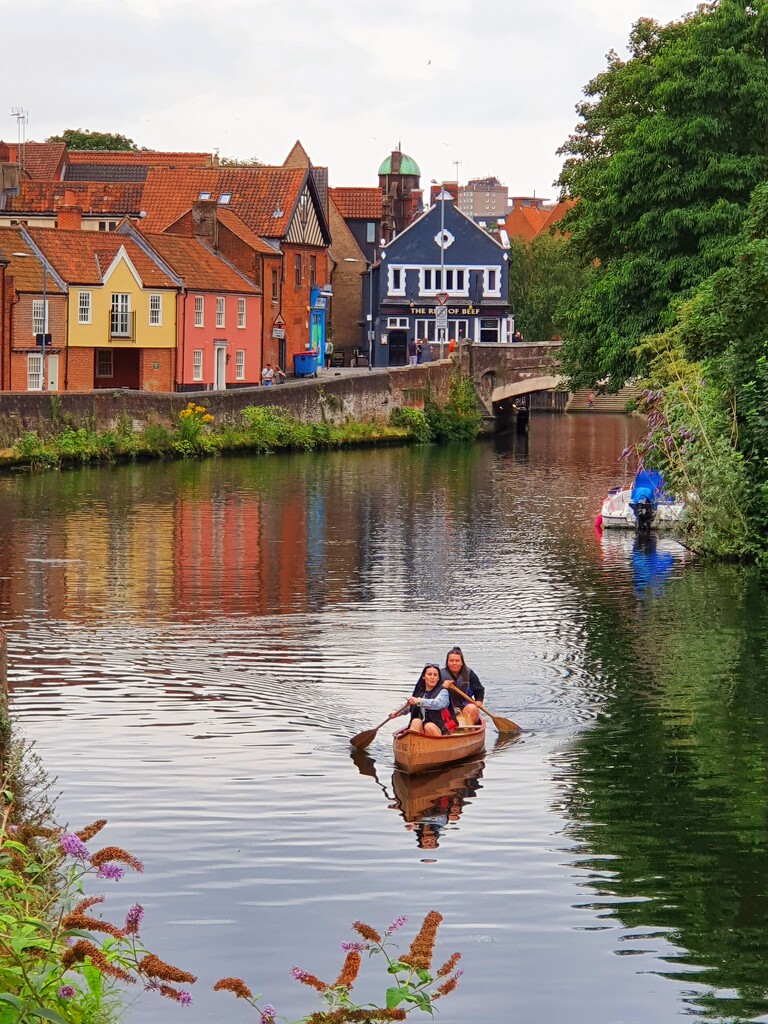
[442, 646, 484, 726]
[389, 664, 459, 737]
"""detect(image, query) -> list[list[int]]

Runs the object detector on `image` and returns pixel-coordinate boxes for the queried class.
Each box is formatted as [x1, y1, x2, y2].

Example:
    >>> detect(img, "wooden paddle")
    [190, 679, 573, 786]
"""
[350, 704, 409, 750]
[444, 682, 521, 736]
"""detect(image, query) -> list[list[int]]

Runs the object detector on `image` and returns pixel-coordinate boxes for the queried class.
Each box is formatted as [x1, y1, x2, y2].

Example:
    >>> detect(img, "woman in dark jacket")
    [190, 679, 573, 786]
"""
[389, 664, 459, 736]
[441, 646, 484, 725]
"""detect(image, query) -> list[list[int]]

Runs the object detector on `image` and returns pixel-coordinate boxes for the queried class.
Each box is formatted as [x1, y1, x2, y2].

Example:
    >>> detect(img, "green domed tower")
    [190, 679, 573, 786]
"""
[378, 146, 422, 241]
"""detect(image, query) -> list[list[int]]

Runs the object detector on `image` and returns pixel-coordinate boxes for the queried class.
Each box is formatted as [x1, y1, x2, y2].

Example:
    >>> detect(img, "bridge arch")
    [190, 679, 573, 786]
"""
[491, 375, 566, 404]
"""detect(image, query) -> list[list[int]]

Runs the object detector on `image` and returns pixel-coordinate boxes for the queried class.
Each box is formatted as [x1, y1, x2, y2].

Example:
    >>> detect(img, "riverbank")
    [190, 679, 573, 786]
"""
[0, 365, 481, 472]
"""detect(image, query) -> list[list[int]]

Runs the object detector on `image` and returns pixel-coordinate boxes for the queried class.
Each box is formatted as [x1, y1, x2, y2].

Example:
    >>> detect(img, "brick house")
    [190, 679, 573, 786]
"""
[139, 165, 331, 373]
[24, 227, 179, 392]
[125, 226, 262, 390]
[0, 228, 67, 391]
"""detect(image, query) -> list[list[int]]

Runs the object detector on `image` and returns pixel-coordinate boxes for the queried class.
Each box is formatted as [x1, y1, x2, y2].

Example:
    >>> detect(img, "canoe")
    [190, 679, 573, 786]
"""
[392, 721, 486, 775]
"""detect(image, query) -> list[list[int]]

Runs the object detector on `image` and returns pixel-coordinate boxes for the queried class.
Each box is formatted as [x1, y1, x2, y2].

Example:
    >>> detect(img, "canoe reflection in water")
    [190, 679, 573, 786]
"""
[350, 748, 485, 849]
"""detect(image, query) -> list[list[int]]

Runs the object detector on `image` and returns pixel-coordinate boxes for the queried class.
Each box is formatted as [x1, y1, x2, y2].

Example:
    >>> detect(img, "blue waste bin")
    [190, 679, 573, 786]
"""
[293, 351, 320, 378]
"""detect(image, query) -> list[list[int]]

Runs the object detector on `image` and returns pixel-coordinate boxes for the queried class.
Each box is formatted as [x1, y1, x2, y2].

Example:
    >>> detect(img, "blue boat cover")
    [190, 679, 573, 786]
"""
[630, 469, 669, 507]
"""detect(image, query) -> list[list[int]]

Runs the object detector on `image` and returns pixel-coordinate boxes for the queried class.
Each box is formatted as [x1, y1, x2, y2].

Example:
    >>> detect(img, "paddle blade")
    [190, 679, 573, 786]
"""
[490, 713, 521, 736]
[350, 727, 379, 750]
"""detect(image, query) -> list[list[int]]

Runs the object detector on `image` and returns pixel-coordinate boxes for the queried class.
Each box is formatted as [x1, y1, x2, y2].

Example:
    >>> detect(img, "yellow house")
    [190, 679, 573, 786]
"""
[28, 228, 179, 391]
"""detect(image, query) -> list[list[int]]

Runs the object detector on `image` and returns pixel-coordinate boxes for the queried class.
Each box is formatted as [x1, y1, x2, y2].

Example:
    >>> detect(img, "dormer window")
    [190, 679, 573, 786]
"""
[198, 191, 211, 200]
[218, 193, 232, 205]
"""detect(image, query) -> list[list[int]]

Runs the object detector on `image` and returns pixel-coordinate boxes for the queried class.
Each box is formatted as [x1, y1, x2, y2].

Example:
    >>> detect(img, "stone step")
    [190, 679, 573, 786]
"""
[566, 386, 640, 412]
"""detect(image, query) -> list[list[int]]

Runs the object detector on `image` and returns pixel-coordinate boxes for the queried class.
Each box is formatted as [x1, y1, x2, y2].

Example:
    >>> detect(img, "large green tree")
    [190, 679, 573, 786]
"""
[45, 128, 139, 151]
[557, 1, 768, 389]
[507, 231, 590, 341]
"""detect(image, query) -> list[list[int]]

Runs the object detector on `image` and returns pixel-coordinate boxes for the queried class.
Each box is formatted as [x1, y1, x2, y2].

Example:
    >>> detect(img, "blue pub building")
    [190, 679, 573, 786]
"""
[363, 191, 511, 367]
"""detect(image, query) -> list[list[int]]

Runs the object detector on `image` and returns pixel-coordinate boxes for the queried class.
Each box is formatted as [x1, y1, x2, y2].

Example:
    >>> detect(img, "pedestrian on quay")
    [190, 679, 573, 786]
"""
[261, 363, 275, 386]
[408, 336, 418, 366]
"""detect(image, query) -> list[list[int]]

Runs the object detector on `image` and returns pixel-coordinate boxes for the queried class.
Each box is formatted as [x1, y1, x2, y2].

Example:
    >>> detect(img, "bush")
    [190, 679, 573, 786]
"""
[389, 407, 432, 443]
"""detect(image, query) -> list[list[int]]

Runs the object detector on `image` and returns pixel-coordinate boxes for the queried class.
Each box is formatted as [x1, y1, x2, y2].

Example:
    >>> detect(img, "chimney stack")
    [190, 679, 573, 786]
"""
[191, 199, 219, 247]
[57, 189, 82, 230]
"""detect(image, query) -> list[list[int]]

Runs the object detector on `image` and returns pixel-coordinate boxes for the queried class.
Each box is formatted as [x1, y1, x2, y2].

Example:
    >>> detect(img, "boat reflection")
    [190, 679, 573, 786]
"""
[598, 528, 690, 597]
[350, 747, 485, 849]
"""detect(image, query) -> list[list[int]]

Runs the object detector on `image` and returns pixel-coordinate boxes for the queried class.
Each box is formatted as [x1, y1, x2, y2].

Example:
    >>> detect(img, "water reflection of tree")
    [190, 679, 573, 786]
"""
[563, 564, 768, 1019]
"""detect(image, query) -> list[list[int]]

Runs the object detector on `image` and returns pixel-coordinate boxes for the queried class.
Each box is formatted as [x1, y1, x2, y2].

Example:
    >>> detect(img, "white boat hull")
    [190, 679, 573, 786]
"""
[599, 487, 684, 530]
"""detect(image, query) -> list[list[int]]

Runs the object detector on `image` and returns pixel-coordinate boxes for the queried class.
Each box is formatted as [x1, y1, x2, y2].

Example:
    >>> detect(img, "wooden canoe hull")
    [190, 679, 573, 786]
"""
[393, 721, 486, 774]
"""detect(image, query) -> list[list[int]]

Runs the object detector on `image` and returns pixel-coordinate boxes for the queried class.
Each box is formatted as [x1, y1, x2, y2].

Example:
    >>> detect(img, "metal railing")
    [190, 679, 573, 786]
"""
[109, 310, 136, 341]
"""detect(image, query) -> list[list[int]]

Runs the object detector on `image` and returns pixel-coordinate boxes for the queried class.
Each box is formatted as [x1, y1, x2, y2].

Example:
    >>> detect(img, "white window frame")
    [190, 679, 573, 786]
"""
[420, 267, 469, 298]
[386, 317, 409, 329]
[192, 349, 203, 381]
[237, 298, 246, 328]
[483, 267, 501, 297]
[235, 349, 245, 380]
[32, 299, 48, 336]
[366, 222, 376, 243]
[480, 318, 500, 343]
[149, 293, 162, 326]
[78, 291, 91, 325]
[218, 192, 232, 205]
[27, 352, 43, 391]
[110, 293, 130, 337]
[194, 295, 204, 327]
[215, 296, 225, 328]
[96, 350, 113, 378]
[388, 266, 405, 296]
[415, 318, 436, 341]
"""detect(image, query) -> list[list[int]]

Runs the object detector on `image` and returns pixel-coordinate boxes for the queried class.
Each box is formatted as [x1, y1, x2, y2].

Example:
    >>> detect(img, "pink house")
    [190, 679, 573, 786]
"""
[133, 229, 262, 390]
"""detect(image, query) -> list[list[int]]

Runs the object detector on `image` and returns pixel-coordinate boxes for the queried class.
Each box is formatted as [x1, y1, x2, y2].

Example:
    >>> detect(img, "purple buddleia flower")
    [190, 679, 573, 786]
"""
[96, 862, 124, 881]
[260, 1005, 276, 1024]
[57, 985, 76, 999]
[178, 991, 192, 1006]
[59, 834, 90, 860]
[124, 903, 144, 934]
[341, 941, 366, 952]
[290, 968, 309, 981]
[385, 915, 407, 936]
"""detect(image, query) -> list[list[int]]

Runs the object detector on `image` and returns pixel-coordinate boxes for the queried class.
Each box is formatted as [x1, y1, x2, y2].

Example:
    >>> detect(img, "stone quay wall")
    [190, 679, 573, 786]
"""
[0, 362, 454, 447]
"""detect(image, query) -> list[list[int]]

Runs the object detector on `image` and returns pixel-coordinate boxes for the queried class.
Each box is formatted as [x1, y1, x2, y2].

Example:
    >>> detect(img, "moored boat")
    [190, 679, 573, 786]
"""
[598, 470, 684, 531]
[393, 721, 486, 774]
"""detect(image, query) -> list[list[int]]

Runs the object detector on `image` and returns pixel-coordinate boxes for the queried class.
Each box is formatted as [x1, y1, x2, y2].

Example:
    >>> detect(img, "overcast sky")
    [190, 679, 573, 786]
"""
[3, 0, 692, 200]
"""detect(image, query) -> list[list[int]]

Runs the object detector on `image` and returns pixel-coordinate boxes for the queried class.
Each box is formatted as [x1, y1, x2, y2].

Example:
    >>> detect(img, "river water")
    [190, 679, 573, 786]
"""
[2, 414, 768, 1024]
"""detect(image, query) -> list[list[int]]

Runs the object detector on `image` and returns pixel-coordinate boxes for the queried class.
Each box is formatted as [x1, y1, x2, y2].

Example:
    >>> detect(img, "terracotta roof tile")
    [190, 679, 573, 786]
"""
[210, 207, 276, 255]
[140, 167, 308, 237]
[0, 228, 65, 293]
[504, 204, 550, 242]
[20, 142, 68, 181]
[330, 187, 383, 220]
[5, 181, 143, 215]
[141, 233, 258, 293]
[539, 199, 576, 235]
[68, 150, 215, 167]
[27, 228, 177, 288]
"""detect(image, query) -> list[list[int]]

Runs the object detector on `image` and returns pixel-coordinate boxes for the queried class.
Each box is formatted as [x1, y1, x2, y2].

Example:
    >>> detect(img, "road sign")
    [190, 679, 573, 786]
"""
[435, 292, 449, 306]
[273, 313, 285, 327]
[434, 306, 448, 325]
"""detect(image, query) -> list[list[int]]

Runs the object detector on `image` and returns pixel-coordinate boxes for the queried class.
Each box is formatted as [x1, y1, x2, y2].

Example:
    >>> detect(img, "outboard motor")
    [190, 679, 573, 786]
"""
[629, 469, 665, 534]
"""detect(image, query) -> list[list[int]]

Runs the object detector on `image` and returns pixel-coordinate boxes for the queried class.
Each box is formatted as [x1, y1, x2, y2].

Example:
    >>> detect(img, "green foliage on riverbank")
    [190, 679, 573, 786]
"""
[0, 740, 462, 1023]
[4, 375, 483, 473]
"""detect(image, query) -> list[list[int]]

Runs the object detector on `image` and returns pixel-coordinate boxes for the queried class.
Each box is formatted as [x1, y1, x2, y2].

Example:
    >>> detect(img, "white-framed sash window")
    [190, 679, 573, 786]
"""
[194, 296, 204, 327]
[419, 267, 469, 298]
[78, 291, 91, 325]
[216, 296, 225, 328]
[235, 350, 245, 380]
[192, 349, 203, 381]
[386, 317, 409, 329]
[483, 268, 501, 297]
[96, 350, 113, 377]
[32, 299, 48, 336]
[26, 352, 43, 391]
[237, 298, 246, 328]
[110, 293, 130, 337]
[149, 294, 162, 326]
[480, 318, 500, 343]
[388, 266, 405, 296]
[415, 318, 436, 341]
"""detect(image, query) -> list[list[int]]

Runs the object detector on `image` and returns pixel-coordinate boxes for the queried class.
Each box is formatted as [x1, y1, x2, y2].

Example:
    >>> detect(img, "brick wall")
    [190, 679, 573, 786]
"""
[140, 348, 174, 392]
[65, 347, 94, 391]
[327, 200, 366, 357]
[0, 362, 453, 447]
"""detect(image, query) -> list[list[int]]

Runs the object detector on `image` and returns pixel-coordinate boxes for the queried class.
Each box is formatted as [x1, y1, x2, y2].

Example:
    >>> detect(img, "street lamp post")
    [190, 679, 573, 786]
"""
[13, 250, 48, 391]
[431, 180, 448, 360]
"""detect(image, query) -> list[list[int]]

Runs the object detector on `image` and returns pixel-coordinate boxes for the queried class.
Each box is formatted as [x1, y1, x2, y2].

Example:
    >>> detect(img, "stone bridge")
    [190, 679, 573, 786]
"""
[457, 341, 565, 422]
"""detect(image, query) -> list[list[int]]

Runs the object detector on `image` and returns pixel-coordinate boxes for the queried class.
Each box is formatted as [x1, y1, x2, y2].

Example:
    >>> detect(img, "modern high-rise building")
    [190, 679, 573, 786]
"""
[457, 177, 509, 219]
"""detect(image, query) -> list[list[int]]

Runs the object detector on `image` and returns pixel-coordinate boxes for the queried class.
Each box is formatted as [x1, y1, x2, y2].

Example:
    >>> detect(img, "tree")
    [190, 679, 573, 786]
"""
[557, 2, 768, 389]
[45, 129, 139, 151]
[507, 232, 590, 341]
